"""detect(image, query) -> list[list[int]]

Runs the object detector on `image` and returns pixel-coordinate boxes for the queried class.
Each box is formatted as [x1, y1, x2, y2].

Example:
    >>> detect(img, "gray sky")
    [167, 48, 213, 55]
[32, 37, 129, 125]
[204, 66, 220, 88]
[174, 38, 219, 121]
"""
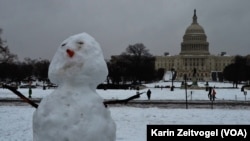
[0, 0, 249, 61]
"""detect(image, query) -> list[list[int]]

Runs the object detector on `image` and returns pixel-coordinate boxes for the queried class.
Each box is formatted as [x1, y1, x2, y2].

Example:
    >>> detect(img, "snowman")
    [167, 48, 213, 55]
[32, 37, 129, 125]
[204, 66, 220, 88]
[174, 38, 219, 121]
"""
[33, 32, 116, 141]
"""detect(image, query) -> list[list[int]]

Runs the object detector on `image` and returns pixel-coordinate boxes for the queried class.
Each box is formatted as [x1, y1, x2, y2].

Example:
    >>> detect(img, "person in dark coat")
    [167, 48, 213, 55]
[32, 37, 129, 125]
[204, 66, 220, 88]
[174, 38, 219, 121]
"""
[208, 87, 212, 101]
[146, 89, 151, 100]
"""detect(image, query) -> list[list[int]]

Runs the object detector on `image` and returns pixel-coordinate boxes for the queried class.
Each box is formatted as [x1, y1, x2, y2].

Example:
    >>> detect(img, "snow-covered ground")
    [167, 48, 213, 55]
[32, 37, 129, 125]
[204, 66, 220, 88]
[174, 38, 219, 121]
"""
[1, 81, 249, 101]
[0, 81, 250, 141]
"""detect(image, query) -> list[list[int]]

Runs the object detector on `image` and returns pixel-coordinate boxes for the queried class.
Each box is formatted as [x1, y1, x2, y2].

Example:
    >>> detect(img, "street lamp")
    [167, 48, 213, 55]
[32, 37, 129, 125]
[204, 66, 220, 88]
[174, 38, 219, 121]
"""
[170, 68, 175, 91]
[184, 74, 188, 109]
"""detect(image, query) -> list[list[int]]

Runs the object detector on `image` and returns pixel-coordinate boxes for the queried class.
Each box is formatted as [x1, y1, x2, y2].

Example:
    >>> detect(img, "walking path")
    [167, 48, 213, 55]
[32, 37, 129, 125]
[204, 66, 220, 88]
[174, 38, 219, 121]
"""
[1, 98, 250, 109]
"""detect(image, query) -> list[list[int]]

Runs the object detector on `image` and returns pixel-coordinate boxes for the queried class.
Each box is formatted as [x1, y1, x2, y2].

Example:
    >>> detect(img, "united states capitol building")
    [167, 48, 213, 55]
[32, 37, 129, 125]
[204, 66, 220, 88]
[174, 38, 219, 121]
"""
[155, 10, 234, 81]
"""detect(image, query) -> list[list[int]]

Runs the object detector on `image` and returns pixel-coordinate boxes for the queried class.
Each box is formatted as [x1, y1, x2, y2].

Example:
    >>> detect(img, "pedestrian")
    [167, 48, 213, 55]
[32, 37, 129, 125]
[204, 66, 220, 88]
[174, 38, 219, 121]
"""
[146, 89, 151, 100]
[136, 86, 139, 94]
[208, 87, 212, 101]
[212, 88, 216, 101]
[208, 87, 216, 101]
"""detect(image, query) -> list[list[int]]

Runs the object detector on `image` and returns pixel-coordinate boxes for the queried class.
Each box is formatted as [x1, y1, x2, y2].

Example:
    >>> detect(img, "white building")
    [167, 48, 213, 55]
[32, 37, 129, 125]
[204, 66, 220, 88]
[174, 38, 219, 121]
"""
[155, 9, 234, 81]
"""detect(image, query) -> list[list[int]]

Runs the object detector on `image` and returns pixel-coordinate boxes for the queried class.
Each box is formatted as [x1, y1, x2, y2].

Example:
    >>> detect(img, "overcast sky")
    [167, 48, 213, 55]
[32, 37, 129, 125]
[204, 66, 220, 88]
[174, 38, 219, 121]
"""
[0, 0, 249, 61]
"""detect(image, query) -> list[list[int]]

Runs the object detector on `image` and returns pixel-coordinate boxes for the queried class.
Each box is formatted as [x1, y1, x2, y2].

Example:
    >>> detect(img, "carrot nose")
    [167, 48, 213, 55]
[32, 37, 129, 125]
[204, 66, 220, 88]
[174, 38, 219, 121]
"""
[66, 49, 75, 58]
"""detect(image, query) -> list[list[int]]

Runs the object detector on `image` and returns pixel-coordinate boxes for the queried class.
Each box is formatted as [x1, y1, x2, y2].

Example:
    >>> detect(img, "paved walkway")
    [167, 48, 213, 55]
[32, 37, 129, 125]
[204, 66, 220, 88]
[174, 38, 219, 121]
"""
[1, 98, 250, 109]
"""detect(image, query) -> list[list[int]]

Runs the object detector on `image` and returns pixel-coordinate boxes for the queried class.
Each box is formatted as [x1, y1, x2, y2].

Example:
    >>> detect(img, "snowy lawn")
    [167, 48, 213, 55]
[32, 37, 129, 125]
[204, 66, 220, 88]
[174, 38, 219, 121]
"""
[1, 106, 250, 141]
[1, 81, 249, 101]
[0, 81, 250, 141]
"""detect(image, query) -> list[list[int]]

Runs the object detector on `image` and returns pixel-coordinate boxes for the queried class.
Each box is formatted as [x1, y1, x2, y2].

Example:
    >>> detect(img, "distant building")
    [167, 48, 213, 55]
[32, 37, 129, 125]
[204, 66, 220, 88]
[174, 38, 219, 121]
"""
[155, 9, 234, 81]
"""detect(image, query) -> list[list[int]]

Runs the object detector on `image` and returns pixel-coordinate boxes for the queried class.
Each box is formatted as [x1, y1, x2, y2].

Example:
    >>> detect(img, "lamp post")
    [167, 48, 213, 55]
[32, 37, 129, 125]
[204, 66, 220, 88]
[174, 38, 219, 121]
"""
[205, 81, 209, 91]
[241, 85, 249, 101]
[28, 81, 32, 98]
[190, 91, 193, 101]
[170, 68, 175, 91]
[184, 74, 188, 109]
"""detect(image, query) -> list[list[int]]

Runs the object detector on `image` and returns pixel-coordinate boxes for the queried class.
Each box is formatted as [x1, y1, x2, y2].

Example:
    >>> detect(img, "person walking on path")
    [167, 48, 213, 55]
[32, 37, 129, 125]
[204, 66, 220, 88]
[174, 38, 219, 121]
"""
[208, 87, 216, 101]
[211, 88, 216, 101]
[146, 89, 151, 100]
[208, 87, 212, 101]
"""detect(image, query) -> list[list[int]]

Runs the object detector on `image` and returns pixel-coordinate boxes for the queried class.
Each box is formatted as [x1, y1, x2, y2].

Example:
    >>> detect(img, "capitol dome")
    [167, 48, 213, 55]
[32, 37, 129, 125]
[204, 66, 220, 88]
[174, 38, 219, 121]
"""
[185, 23, 205, 34]
[185, 10, 205, 34]
[155, 9, 234, 82]
[180, 9, 210, 55]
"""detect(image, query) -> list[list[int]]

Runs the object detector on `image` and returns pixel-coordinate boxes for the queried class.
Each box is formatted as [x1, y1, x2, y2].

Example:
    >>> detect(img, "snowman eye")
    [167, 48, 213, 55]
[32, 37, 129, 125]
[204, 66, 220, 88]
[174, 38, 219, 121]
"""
[61, 43, 66, 47]
[76, 41, 84, 50]
[77, 41, 84, 45]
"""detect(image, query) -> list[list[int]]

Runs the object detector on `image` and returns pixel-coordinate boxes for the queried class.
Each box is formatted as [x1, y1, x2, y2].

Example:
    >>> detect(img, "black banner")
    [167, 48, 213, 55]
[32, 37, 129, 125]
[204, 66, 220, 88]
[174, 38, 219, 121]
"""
[147, 125, 250, 141]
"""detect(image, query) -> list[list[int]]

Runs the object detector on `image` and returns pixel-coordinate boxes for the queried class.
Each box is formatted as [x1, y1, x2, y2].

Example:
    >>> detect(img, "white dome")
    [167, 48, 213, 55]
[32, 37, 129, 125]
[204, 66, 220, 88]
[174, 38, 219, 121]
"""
[185, 9, 205, 35]
[185, 23, 205, 34]
[180, 9, 210, 55]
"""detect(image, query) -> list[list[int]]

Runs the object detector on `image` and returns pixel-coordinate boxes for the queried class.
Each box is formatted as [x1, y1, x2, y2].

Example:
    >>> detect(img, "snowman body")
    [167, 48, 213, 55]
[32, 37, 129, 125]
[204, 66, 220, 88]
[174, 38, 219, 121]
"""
[33, 33, 116, 141]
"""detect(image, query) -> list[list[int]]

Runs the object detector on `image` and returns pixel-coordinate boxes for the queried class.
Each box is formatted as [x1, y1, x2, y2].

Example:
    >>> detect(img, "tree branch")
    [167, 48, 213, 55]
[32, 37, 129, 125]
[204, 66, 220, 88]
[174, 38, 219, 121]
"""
[3, 83, 145, 109]
[2, 84, 38, 108]
[103, 92, 145, 107]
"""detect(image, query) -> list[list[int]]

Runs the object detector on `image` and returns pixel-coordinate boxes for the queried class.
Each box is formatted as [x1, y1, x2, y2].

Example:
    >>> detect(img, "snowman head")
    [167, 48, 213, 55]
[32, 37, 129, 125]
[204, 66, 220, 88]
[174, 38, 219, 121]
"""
[48, 32, 108, 88]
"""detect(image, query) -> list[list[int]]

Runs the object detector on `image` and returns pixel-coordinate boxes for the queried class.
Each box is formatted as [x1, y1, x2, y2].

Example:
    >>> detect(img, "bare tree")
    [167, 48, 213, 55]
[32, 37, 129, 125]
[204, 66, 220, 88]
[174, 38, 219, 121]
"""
[122, 43, 154, 84]
[0, 29, 18, 63]
[124, 43, 151, 57]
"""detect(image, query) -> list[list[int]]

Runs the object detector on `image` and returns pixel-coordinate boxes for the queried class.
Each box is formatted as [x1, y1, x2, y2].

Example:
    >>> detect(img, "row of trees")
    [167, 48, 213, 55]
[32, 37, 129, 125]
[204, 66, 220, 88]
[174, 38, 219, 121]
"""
[1, 28, 157, 84]
[0, 43, 157, 85]
[107, 43, 156, 85]
[0, 29, 50, 83]
[223, 55, 250, 88]
[0, 58, 50, 83]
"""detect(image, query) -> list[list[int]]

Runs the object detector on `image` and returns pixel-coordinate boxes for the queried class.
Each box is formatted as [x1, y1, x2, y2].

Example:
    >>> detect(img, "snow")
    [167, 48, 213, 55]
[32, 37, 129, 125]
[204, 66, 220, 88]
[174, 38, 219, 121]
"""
[1, 105, 250, 141]
[163, 71, 172, 81]
[0, 81, 250, 141]
[48, 32, 108, 88]
[32, 33, 115, 141]
[1, 81, 248, 101]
